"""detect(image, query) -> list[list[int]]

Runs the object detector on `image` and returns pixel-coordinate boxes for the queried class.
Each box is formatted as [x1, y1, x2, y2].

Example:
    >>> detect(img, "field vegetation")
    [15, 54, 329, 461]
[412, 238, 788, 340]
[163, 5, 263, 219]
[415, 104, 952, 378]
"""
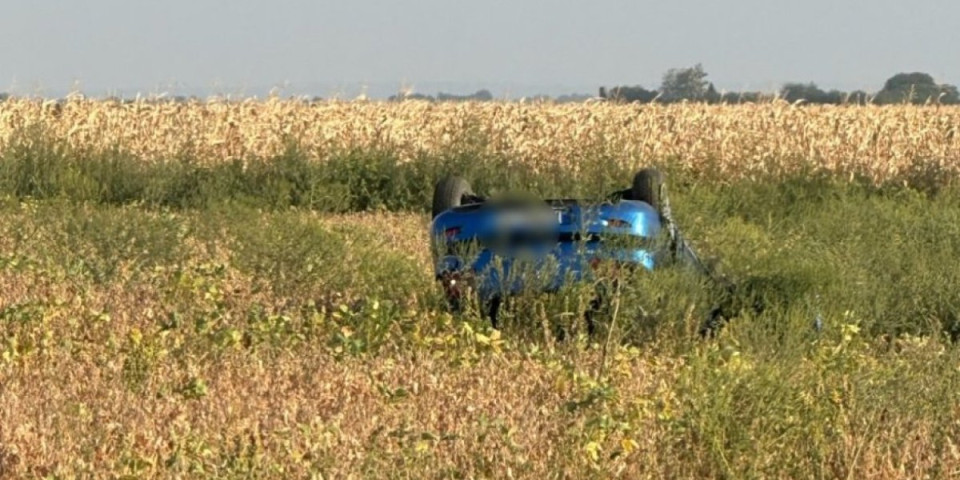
[0, 100, 960, 478]
[3, 98, 960, 186]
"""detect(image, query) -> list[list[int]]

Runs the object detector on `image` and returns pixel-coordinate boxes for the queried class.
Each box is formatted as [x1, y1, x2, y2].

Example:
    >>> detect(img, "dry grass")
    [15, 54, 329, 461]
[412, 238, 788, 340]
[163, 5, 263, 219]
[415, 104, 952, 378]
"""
[0, 204, 959, 478]
[2, 99, 960, 478]
[2, 99, 960, 183]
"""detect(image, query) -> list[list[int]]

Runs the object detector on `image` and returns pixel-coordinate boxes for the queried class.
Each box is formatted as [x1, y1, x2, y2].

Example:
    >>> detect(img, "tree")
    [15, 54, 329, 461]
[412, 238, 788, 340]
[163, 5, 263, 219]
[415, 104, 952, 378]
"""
[601, 85, 658, 103]
[473, 89, 494, 101]
[941, 84, 960, 104]
[781, 82, 846, 104]
[436, 89, 493, 102]
[555, 93, 591, 103]
[660, 64, 709, 102]
[705, 82, 719, 103]
[782, 82, 824, 103]
[874, 72, 959, 104]
[0, 92, 8, 102]
[846, 90, 869, 105]
[388, 92, 434, 102]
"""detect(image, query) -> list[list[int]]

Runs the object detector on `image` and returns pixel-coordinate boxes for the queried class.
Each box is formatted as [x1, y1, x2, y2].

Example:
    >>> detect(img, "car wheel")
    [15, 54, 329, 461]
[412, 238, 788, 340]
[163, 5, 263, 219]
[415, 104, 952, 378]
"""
[629, 168, 665, 213]
[432, 176, 474, 218]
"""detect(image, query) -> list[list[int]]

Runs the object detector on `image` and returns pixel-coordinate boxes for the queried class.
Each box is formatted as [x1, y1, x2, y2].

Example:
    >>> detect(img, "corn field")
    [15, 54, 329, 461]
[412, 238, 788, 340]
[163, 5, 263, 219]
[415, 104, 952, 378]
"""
[2, 98, 959, 183]
[4, 97, 960, 478]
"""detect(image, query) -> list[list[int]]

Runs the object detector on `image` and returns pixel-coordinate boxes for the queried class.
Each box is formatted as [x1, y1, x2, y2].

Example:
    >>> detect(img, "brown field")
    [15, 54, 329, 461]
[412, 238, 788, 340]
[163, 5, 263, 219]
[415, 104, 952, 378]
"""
[1, 101, 960, 478]
[2, 99, 960, 182]
[0, 206, 957, 479]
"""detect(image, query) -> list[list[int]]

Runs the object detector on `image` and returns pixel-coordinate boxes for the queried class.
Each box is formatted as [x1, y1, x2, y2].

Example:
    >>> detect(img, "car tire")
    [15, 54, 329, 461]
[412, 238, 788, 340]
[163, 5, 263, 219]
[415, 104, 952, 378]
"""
[629, 168, 664, 213]
[432, 176, 474, 218]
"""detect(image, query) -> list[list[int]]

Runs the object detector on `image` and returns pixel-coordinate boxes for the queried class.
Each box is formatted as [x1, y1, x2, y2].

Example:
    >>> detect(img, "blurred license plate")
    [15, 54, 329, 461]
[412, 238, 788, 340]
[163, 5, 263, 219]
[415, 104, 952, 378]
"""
[496, 208, 556, 230]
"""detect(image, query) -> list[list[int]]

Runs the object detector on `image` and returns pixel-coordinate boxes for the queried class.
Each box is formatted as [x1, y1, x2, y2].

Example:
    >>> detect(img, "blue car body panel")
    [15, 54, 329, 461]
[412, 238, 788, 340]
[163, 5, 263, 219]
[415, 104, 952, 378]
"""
[431, 200, 663, 301]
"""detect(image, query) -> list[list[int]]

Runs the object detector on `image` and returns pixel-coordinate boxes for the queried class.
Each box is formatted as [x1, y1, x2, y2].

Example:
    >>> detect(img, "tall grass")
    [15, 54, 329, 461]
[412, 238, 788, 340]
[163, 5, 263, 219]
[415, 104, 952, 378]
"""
[0, 123, 959, 476]
[0, 195, 958, 477]
[2, 99, 960, 187]
[0, 131, 632, 210]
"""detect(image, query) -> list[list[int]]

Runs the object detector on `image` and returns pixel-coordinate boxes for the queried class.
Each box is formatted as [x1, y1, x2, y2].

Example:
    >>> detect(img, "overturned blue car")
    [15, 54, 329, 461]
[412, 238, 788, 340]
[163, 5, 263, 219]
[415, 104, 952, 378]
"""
[430, 169, 711, 327]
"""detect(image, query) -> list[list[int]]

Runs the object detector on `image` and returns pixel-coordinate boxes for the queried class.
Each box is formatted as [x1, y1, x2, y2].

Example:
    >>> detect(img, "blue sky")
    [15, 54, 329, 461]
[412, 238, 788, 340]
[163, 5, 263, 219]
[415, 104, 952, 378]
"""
[2, 0, 958, 98]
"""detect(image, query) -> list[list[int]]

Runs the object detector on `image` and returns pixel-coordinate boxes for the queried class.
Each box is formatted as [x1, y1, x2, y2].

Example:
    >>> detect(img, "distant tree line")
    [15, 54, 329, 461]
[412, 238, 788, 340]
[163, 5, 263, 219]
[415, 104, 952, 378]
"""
[601, 64, 960, 105]
[388, 89, 494, 102]
[4, 67, 958, 105]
